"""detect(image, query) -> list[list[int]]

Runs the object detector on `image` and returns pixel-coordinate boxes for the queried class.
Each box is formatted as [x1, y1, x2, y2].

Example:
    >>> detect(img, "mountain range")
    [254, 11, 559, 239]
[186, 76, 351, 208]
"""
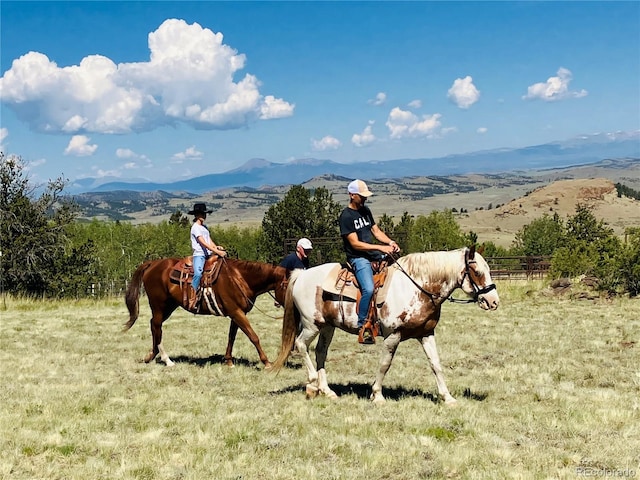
[70, 131, 640, 194]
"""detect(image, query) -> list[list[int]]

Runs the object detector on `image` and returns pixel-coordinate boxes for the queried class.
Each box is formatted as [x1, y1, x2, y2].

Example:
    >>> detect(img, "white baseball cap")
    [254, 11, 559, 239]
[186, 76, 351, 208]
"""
[297, 238, 313, 250]
[347, 179, 373, 197]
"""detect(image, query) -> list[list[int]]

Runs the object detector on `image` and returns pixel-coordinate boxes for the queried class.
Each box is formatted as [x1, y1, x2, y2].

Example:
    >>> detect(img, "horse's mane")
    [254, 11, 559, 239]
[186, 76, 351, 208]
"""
[225, 258, 284, 279]
[396, 248, 467, 283]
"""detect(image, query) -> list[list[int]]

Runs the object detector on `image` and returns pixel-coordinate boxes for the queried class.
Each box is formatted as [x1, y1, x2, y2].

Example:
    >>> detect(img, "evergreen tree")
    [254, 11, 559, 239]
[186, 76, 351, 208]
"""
[512, 213, 565, 256]
[0, 153, 92, 297]
[258, 185, 341, 263]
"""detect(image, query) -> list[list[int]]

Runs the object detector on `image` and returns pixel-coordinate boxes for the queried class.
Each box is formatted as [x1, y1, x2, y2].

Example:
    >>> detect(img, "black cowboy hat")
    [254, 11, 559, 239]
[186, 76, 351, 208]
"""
[188, 203, 213, 215]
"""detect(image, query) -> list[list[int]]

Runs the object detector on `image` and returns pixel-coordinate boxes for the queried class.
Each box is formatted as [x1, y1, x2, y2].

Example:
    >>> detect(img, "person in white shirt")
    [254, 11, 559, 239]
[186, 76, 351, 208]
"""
[188, 203, 227, 309]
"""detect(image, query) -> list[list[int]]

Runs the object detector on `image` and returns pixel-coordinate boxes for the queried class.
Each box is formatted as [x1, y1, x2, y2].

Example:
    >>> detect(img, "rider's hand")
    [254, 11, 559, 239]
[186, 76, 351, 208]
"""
[388, 241, 401, 253]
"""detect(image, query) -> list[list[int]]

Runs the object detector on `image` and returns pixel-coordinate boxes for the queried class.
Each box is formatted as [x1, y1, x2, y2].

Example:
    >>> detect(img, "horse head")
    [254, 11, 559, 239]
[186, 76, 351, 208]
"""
[273, 266, 290, 306]
[460, 246, 500, 311]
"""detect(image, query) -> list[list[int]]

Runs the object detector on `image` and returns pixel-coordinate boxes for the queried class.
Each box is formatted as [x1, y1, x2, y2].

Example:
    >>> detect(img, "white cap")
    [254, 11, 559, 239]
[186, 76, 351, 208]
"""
[297, 238, 313, 249]
[347, 179, 373, 197]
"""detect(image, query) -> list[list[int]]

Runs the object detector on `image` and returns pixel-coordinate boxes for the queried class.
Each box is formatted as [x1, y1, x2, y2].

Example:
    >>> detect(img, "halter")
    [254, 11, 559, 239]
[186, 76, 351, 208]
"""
[391, 249, 496, 305]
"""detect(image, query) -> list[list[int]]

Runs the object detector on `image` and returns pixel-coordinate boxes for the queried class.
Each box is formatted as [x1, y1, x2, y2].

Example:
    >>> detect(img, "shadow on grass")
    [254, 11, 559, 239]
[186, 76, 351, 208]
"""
[170, 354, 259, 369]
[270, 382, 488, 402]
[270, 382, 439, 402]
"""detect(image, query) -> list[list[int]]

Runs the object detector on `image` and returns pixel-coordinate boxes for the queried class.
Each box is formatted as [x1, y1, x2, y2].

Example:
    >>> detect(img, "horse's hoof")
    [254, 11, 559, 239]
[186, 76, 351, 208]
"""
[444, 398, 458, 407]
[324, 390, 338, 400]
[143, 353, 155, 363]
[165, 359, 175, 367]
[264, 362, 273, 371]
[224, 360, 234, 367]
[305, 384, 319, 399]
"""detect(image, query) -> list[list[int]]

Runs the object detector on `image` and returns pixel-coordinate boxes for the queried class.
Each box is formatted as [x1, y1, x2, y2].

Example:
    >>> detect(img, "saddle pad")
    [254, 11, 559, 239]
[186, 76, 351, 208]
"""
[321, 264, 359, 300]
[169, 256, 222, 286]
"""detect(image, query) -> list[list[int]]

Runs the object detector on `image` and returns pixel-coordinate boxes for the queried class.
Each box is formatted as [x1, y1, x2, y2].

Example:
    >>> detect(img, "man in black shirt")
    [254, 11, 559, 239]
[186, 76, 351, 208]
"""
[279, 237, 313, 271]
[338, 180, 400, 344]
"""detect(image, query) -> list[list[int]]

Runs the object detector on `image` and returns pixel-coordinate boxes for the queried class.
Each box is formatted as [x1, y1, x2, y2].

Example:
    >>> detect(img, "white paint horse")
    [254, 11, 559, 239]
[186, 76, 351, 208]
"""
[272, 246, 500, 404]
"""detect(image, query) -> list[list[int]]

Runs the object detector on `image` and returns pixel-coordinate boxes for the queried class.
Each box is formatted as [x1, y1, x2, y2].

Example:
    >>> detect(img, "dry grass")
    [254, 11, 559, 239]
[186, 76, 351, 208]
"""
[1, 283, 639, 479]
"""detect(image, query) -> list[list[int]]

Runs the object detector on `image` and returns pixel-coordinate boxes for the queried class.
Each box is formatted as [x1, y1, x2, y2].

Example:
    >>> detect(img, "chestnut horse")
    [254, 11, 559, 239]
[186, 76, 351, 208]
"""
[272, 246, 500, 404]
[124, 257, 288, 368]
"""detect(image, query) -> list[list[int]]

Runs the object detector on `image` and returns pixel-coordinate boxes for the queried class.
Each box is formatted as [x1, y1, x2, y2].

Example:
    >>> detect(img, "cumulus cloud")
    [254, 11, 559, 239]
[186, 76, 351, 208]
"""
[352, 122, 376, 147]
[171, 145, 204, 163]
[477, 127, 488, 134]
[64, 135, 97, 156]
[447, 76, 480, 109]
[368, 92, 386, 106]
[407, 99, 422, 109]
[0, 19, 294, 135]
[523, 67, 587, 101]
[385, 107, 442, 139]
[116, 148, 139, 159]
[311, 135, 341, 151]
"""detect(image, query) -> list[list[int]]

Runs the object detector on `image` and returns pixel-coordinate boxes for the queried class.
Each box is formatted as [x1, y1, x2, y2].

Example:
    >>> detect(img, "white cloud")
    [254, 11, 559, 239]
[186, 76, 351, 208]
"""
[523, 67, 588, 101]
[116, 148, 138, 159]
[0, 19, 294, 135]
[368, 92, 386, 106]
[385, 107, 442, 139]
[407, 99, 422, 109]
[311, 135, 342, 151]
[447, 76, 480, 109]
[116, 147, 150, 169]
[64, 135, 97, 156]
[94, 168, 121, 178]
[171, 145, 204, 163]
[477, 127, 488, 134]
[352, 122, 376, 147]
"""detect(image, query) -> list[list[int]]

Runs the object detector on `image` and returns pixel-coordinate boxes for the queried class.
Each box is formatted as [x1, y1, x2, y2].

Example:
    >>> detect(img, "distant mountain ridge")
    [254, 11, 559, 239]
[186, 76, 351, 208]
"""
[71, 131, 640, 194]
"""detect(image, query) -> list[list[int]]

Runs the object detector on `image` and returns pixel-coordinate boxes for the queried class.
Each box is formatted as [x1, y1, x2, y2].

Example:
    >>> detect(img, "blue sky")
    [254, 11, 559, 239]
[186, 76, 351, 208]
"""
[1, 1, 639, 185]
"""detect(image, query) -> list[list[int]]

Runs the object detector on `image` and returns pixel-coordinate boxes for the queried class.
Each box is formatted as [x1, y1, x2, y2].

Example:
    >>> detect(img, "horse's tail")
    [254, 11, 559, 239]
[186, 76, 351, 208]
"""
[271, 269, 302, 372]
[123, 260, 154, 332]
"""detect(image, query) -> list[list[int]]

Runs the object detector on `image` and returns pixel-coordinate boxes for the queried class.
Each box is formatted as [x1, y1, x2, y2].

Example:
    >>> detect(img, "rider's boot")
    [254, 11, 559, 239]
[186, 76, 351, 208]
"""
[188, 287, 200, 312]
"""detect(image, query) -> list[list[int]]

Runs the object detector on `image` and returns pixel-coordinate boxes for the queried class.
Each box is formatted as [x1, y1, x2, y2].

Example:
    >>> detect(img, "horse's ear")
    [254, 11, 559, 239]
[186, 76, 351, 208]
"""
[468, 244, 476, 259]
[476, 244, 485, 256]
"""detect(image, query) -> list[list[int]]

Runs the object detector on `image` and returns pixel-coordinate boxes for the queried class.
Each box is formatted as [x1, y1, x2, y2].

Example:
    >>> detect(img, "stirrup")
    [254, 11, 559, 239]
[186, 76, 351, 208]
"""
[358, 325, 375, 344]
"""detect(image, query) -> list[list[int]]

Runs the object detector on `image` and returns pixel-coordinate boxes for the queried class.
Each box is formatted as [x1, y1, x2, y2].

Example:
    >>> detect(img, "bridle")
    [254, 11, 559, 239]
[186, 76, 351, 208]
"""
[461, 249, 497, 302]
[391, 249, 496, 305]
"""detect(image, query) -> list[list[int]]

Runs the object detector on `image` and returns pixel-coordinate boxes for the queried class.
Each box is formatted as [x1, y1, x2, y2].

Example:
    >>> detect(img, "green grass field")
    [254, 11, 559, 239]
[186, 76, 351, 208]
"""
[1, 281, 638, 479]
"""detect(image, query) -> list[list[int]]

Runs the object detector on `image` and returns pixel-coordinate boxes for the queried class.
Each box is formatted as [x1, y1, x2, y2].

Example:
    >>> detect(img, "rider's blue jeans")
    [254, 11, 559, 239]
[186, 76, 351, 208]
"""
[350, 257, 375, 328]
[192, 255, 206, 291]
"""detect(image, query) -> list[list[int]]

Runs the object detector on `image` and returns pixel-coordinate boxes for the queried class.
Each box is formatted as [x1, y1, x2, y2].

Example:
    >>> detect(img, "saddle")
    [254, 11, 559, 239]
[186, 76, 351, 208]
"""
[321, 259, 397, 342]
[169, 256, 224, 314]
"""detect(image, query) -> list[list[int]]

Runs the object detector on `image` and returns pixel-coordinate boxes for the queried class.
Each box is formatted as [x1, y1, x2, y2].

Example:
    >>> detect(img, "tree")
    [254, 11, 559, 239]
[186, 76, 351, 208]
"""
[551, 204, 622, 293]
[0, 153, 91, 297]
[408, 210, 466, 252]
[512, 213, 565, 256]
[619, 227, 640, 296]
[168, 209, 189, 227]
[258, 185, 342, 263]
